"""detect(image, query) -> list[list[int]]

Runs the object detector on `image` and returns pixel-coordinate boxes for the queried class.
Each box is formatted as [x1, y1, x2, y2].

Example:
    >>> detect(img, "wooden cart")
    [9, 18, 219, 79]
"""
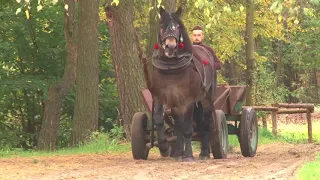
[131, 85, 258, 160]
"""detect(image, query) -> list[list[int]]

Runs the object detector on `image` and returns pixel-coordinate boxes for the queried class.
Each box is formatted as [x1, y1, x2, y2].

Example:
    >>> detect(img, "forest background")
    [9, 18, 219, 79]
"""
[0, 0, 319, 151]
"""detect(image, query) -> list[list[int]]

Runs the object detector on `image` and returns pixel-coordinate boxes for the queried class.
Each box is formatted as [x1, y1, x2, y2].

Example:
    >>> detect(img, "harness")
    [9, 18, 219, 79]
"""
[152, 51, 193, 71]
[152, 45, 213, 95]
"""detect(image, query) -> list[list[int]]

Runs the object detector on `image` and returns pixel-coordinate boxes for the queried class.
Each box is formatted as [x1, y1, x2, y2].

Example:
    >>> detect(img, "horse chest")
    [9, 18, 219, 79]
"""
[152, 75, 200, 109]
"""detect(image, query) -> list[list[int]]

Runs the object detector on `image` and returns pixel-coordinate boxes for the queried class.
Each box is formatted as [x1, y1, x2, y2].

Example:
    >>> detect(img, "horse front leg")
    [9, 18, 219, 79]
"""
[199, 100, 213, 160]
[153, 101, 171, 157]
[183, 104, 195, 162]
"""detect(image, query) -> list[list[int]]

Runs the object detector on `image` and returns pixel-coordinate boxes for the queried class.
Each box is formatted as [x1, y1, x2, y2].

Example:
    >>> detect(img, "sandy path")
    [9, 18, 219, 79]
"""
[0, 143, 319, 180]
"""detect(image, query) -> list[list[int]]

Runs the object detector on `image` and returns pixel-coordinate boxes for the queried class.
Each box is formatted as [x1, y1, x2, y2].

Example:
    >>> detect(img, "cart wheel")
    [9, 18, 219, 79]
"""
[211, 110, 229, 159]
[239, 108, 258, 157]
[131, 112, 149, 160]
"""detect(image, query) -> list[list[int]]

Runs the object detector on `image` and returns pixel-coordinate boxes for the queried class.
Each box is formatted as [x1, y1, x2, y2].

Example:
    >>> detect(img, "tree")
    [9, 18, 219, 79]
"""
[37, 0, 77, 151]
[70, 0, 100, 145]
[163, 0, 176, 12]
[245, 0, 255, 105]
[105, 0, 147, 138]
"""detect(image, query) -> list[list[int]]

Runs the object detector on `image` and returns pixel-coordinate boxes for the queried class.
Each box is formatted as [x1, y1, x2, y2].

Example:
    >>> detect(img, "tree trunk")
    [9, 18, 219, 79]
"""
[245, 0, 255, 105]
[275, 9, 288, 87]
[312, 68, 319, 103]
[146, 0, 160, 59]
[163, 0, 176, 12]
[275, 40, 283, 86]
[70, 0, 100, 146]
[37, 0, 77, 151]
[146, 0, 176, 59]
[105, 0, 147, 139]
[224, 58, 237, 85]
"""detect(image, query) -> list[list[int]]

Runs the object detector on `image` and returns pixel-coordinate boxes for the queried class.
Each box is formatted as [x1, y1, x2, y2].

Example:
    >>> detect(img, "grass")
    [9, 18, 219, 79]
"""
[0, 133, 130, 158]
[297, 153, 320, 180]
[1, 121, 319, 159]
[228, 127, 277, 149]
[277, 122, 320, 143]
[288, 121, 320, 180]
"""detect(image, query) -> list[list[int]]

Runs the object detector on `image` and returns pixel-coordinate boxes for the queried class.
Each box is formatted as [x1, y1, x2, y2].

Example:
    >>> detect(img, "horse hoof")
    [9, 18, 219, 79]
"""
[173, 156, 183, 161]
[160, 146, 172, 157]
[183, 157, 195, 162]
[199, 155, 210, 160]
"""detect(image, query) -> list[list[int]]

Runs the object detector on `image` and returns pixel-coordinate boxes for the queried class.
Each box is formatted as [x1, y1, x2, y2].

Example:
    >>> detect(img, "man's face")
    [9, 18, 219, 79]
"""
[192, 30, 204, 44]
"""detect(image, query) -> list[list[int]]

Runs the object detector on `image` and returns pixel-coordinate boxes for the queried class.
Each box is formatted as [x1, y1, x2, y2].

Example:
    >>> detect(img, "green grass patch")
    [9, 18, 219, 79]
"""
[277, 122, 320, 144]
[228, 127, 278, 149]
[0, 133, 130, 158]
[297, 153, 320, 180]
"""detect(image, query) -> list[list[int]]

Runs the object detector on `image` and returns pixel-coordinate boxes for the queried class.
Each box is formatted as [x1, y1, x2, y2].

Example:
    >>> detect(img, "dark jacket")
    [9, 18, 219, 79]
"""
[193, 42, 221, 70]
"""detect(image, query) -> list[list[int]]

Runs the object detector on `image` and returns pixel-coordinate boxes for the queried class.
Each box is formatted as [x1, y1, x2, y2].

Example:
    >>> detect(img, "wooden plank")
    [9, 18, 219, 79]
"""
[276, 109, 309, 114]
[140, 89, 153, 112]
[242, 106, 278, 111]
[274, 103, 314, 112]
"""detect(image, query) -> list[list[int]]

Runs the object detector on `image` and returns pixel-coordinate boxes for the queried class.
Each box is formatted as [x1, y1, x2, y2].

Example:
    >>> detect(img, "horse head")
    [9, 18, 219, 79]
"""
[158, 7, 192, 58]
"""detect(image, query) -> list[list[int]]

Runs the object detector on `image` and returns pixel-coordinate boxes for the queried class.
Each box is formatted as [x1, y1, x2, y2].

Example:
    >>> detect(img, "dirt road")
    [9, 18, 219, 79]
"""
[0, 142, 319, 180]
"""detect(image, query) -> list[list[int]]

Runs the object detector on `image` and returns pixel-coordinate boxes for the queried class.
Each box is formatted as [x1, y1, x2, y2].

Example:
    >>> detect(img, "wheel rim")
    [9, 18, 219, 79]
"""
[221, 120, 228, 152]
[249, 117, 258, 149]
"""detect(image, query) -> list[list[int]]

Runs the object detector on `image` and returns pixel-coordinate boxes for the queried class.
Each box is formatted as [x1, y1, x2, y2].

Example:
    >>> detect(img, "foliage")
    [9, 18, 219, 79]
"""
[0, 0, 319, 150]
[0, 0, 119, 150]
[0, 0, 65, 149]
[0, 130, 130, 158]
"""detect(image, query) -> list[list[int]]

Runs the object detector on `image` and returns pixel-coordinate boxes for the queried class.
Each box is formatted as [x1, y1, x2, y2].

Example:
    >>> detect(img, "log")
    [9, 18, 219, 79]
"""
[307, 109, 313, 143]
[272, 111, 277, 136]
[276, 109, 309, 114]
[242, 106, 278, 111]
[274, 103, 314, 112]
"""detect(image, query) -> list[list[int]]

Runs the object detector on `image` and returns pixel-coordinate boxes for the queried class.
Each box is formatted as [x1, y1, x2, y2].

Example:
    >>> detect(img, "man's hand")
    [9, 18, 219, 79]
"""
[142, 54, 148, 64]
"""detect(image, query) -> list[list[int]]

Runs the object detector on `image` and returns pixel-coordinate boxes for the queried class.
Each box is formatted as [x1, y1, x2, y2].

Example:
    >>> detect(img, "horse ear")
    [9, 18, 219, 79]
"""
[176, 7, 183, 17]
[159, 6, 166, 17]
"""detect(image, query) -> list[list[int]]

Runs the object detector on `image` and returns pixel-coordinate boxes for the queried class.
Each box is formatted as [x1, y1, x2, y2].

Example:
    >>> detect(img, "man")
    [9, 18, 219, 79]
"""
[192, 25, 221, 70]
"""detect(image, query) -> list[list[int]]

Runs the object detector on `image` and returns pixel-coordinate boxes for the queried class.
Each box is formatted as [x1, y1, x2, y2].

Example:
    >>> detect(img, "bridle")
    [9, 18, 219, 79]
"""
[158, 14, 184, 49]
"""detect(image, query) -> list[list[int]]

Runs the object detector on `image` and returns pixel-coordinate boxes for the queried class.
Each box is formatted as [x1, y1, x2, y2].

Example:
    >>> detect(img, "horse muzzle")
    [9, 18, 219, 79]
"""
[164, 37, 178, 49]
[163, 37, 178, 58]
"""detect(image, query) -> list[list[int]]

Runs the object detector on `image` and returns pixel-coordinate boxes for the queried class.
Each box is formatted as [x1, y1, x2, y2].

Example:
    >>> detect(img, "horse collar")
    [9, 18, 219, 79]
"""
[152, 52, 193, 71]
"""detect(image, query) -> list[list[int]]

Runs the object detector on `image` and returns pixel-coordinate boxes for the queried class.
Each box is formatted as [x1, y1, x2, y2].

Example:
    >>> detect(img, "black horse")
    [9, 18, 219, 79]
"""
[147, 7, 217, 161]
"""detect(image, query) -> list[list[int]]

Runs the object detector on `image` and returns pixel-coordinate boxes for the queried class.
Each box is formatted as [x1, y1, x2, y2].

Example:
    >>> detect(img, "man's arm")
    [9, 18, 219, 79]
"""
[206, 45, 221, 70]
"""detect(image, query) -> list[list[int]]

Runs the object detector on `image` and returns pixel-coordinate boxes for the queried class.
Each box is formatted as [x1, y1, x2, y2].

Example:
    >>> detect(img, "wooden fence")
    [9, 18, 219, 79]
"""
[243, 103, 314, 143]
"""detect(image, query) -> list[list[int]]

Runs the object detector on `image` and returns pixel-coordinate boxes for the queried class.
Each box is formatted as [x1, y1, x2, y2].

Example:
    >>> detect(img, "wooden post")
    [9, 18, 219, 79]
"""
[307, 109, 313, 143]
[272, 111, 277, 136]
[262, 116, 267, 129]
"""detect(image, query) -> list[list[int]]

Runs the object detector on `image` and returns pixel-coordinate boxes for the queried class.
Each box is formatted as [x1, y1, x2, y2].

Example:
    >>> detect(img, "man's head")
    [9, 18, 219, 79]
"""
[192, 25, 204, 44]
